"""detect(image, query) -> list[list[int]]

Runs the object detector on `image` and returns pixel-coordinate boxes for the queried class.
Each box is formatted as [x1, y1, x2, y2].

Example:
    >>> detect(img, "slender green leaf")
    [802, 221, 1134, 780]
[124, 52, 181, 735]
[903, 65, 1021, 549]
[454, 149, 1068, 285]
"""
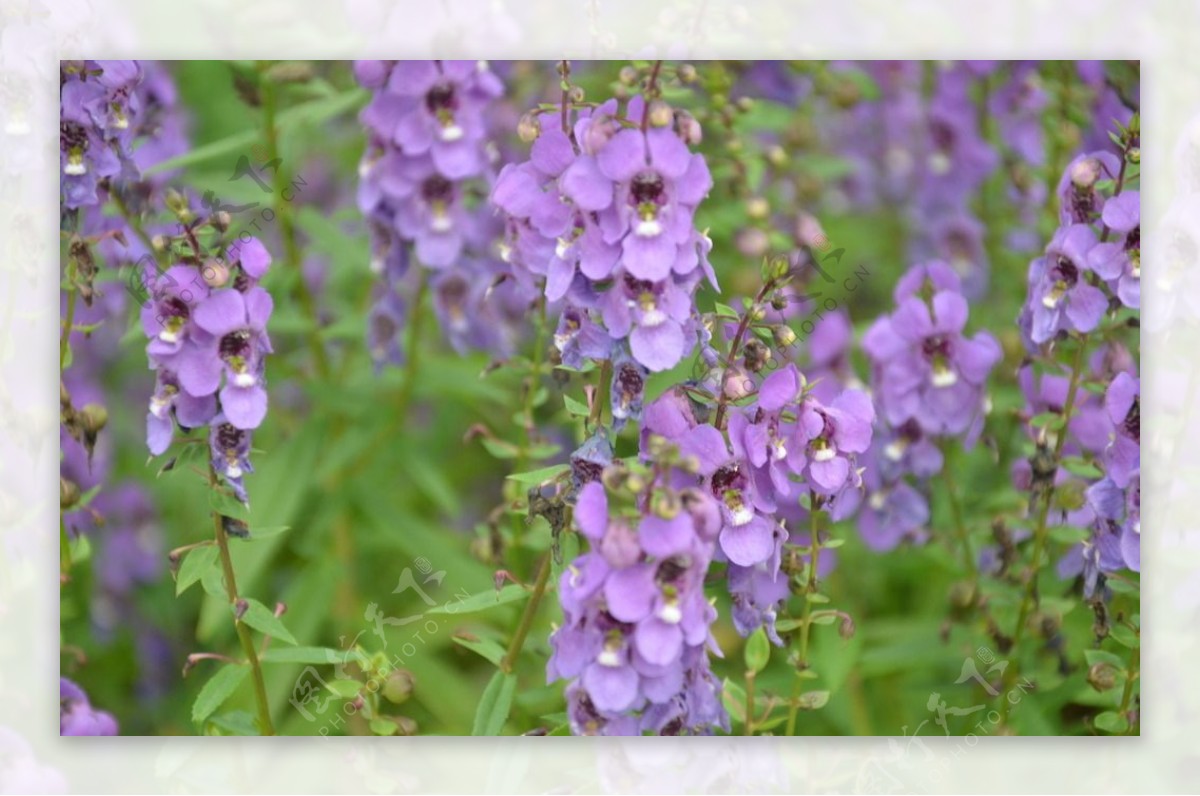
[192, 665, 249, 725]
[426, 584, 532, 616]
[472, 671, 517, 736]
[176, 546, 219, 596]
[240, 598, 297, 645]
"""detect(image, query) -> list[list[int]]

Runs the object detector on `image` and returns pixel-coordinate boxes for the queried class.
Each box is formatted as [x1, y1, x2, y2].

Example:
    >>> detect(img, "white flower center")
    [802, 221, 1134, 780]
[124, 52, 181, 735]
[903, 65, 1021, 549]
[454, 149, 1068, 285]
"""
[226, 463, 243, 479]
[430, 213, 453, 233]
[555, 238, 572, 259]
[636, 219, 662, 237]
[771, 438, 788, 461]
[159, 329, 179, 343]
[439, 124, 464, 142]
[931, 367, 958, 388]
[597, 647, 622, 667]
[884, 439, 907, 461]
[729, 503, 754, 527]
[659, 602, 682, 625]
[64, 159, 87, 176]
[233, 372, 257, 388]
[813, 447, 835, 463]
[928, 152, 952, 175]
[869, 492, 886, 511]
[149, 396, 170, 419]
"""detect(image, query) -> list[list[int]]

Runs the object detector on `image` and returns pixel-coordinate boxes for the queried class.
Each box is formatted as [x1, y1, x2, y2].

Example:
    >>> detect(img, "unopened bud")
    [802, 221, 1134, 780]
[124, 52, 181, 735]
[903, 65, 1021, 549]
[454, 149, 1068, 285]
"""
[383, 669, 415, 704]
[79, 403, 108, 436]
[674, 110, 702, 146]
[766, 254, 792, 282]
[723, 366, 754, 401]
[773, 325, 797, 347]
[767, 145, 788, 166]
[949, 579, 977, 610]
[648, 100, 673, 128]
[745, 197, 769, 220]
[1070, 157, 1101, 189]
[736, 96, 754, 112]
[394, 716, 418, 736]
[743, 339, 771, 373]
[618, 66, 638, 86]
[839, 614, 856, 640]
[1128, 147, 1140, 165]
[677, 64, 697, 83]
[566, 85, 585, 104]
[624, 472, 647, 495]
[202, 259, 230, 288]
[151, 234, 167, 252]
[651, 489, 681, 520]
[61, 477, 80, 510]
[517, 112, 540, 143]
[1087, 662, 1119, 692]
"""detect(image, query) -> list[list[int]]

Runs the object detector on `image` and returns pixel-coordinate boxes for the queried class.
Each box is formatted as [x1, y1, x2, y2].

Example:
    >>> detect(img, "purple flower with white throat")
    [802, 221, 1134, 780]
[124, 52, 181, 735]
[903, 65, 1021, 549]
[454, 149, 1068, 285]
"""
[1024, 223, 1107, 344]
[209, 414, 254, 504]
[189, 286, 274, 430]
[1088, 190, 1140, 309]
[146, 368, 217, 455]
[1103, 372, 1140, 489]
[864, 268, 1000, 438]
[1057, 151, 1121, 226]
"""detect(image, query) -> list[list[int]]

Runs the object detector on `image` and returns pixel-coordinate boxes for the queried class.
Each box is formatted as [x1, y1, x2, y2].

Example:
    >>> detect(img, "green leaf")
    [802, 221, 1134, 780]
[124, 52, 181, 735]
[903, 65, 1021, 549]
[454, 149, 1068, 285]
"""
[1083, 649, 1126, 670]
[239, 598, 297, 645]
[260, 646, 345, 665]
[147, 88, 367, 174]
[192, 665, 249, 725]
[426, 584, 532, 616]
[200, 563, 227, 599]
[721, 678, 747, 724]
[795, 690, 830, 710]
[479, 436, 520, 459]
[1094, 710, 1129, 734]
[1108, 624, 1139, 649]
[239, 525, 290, 542]
[326, 680, 362, 699]
[713, 302, 741, 319]
[206, 710, 258, 736]
[1029, 412, 1066, 430]
[176, 546, 219, 596]
[744, 628, 771, 674]
[563, 394, 589, 417]
[1048, 525, 1091, 546]
[805, 592, 831, 604]
[452, 634, 507, 667]
[369, 717, 398, 736]
[209, 488, 250, 523]
[506, 464, 570, 486]
[472, 671, 517, 736]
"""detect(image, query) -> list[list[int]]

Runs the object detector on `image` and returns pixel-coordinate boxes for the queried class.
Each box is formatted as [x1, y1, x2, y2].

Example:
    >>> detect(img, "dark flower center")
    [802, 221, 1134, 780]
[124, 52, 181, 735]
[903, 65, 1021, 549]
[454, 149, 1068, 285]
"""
[930, 119, 956, 154]
[219, 330, 251, 363]
[921, 334, 952, 359]
[615, 361, 645, 403]
[421, 175, 455, 203]
[424, 81, 458, 114]
[216, 422, 244, 451]
[630, 171, 667, 206]
[710, 463, 744, 497]
[60, 120, 88, 151]
[1069, 188, 1096, 224]
[1125, 225, 1140, 253]
[623, 273, 656, 296]
[1124, 396, 1140, 441]
[159, 295, 190, 321]
[1051, 255, 1079, 286]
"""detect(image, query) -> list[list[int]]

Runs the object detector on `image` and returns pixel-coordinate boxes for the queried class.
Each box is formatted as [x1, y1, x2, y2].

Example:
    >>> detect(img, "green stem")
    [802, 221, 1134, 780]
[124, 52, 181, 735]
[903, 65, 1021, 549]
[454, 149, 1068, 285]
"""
[209, 468, 275, 735]
[713, 277, 778, 430]
[999, 335, 1088, 725]
[509, 297, 550, 576]
[60, 288, 77, 371]
[395, 266, 428, 419]
[259, 66, 330, 380]
[499, 552, 554, 674]
[785, 499, 822, 736]
[744, 671, 756, 736]
[1118, 641, 1140, 734]
[940, 446, 978, 579]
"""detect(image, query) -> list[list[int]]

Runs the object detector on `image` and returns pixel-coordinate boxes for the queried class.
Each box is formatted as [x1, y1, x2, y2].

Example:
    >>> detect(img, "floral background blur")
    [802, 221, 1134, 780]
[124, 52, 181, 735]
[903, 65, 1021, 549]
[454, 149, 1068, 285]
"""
[58, 59, 1140, 737]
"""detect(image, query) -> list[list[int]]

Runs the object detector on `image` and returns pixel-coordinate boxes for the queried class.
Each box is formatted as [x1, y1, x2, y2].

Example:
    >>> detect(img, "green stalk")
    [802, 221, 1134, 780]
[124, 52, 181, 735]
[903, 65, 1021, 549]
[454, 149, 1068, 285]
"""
[209, 467, 275, 735]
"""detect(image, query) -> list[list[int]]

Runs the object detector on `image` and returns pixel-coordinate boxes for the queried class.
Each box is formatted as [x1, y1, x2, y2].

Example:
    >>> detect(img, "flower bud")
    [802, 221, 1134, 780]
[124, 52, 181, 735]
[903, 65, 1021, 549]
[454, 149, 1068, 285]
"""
[772, 325, 797, 348]
[736, 227, 769, 258]
[677, 64, 697, 83]
[648, 100, 673, 128]
[674, 110, 702, 146]
[202, 259, 231, 288]
[767, 145, 788, 166]
[61, 477, 80, 510]
[745, 197, 769, 220]
[1070, 157, 1101, 189]
[839, 614, 856, 640]
[517, 112, 540, 143]
[618, 66, 638, 86]
[651, 488, 681, 520]
[568, 85, 585, 104]
[383, 669, 415, 704]
[79, 403, 108, 437]
[1128, 147, 1140, 165]
[736, 96, 754, 112]
[723, 365, 754, 401]
[1087, 662, 1119, 692]
[743, 339, 771, 373]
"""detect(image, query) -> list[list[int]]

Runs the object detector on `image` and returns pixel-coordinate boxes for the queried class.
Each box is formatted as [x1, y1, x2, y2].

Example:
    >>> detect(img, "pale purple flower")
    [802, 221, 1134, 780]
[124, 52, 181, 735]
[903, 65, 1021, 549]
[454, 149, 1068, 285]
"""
[60, 678, 118, 736]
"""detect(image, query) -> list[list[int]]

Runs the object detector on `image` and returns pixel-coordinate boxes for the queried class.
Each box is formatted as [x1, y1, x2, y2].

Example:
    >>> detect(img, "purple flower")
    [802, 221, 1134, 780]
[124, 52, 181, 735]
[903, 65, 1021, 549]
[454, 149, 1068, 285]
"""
[1024, 224, 1107, 344]
[1103, 372, 1140, 489]
[1088, 190, 1141, 308]
[60, 60, 143, 209]
[1056, 151, 1121, 226]
[186, 286, 274, 430]
[60, 678, 118, 736]
[864, 269, 1000, 437]
[549, 454, 727, 735]
[209, 414, 254, 504]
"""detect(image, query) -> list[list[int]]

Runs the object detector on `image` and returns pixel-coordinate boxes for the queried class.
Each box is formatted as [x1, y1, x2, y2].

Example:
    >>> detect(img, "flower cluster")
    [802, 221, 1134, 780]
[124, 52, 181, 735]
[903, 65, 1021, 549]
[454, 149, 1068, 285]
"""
[60, 60, 143, 210]
[642, 364, 873, 642]
[60, 678, 118, 736]
[492, 94, 715, 372]
[142, 237, 274, 502]
[356, 59, 526, 365]
[859, 261, 1000, 552]
[1015, 137, 1140, 596]
[550, 445, 727, 735]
